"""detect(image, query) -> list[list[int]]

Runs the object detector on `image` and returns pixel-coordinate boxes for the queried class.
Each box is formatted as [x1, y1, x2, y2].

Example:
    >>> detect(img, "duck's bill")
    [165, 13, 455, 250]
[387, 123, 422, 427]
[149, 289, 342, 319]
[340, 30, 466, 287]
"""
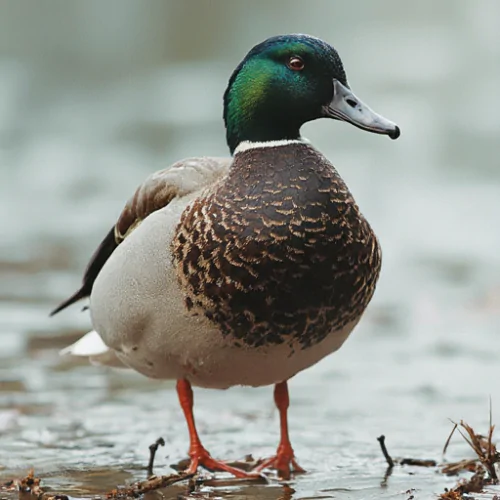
[324, 80, 400, 140]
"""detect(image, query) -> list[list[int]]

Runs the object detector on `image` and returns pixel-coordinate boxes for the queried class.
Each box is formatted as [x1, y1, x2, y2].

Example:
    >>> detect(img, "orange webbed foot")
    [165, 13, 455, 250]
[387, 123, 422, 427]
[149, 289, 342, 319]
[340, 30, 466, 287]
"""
[253, 444, 306, 479]
[184, 444, 261, 479]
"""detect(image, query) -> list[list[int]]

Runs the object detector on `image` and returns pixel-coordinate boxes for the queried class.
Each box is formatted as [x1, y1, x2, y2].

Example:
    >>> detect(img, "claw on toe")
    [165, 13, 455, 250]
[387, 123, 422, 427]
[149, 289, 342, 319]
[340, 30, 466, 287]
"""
[184, 445, 260, 479]
[253, 453, 306, 480]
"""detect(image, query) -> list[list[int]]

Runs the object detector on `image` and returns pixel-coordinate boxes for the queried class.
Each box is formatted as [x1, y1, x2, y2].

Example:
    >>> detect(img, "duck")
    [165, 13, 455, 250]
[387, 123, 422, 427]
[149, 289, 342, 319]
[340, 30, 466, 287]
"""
[51, 34, 400, 480]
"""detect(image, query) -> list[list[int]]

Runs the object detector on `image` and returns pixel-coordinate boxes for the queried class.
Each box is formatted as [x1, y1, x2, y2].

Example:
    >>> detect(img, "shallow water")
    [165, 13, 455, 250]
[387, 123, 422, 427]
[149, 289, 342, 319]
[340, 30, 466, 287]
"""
[1, 1, 500, 499]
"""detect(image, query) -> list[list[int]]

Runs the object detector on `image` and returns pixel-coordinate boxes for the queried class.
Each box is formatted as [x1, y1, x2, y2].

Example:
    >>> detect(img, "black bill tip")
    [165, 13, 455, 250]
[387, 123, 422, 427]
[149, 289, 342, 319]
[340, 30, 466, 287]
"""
[389, 126, 401, 140]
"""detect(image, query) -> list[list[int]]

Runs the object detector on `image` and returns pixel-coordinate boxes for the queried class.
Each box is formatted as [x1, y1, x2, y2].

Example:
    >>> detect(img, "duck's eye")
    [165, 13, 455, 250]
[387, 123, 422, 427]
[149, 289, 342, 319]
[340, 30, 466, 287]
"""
[287, 56, 305, 71]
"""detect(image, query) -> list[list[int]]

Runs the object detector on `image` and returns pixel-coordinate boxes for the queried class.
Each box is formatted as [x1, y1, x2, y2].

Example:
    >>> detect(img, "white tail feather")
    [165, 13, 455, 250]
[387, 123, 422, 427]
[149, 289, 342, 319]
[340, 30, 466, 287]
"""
[60, 330, 109, 357]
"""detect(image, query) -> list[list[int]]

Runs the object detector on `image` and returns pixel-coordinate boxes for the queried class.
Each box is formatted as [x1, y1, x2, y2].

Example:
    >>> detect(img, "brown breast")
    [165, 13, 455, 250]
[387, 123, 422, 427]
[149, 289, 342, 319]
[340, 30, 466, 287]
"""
[172, 143, 381, 349]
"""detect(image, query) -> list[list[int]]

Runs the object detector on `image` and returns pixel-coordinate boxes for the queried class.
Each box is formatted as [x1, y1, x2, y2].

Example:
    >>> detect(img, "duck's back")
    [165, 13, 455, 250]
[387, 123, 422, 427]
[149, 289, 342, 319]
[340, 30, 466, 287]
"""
[173, 142, 381, 351]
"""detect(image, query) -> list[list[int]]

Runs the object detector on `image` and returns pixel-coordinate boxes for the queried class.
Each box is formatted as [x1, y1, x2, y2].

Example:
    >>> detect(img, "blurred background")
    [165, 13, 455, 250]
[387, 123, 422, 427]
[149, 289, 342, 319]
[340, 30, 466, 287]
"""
[0, 1, 499, 498]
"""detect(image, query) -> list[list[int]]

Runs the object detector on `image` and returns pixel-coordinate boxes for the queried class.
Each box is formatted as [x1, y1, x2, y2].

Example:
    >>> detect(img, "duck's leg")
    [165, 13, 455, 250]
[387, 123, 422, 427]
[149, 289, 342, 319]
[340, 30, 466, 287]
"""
[253, 381, 306, 479]
[176, 379, 256, 478]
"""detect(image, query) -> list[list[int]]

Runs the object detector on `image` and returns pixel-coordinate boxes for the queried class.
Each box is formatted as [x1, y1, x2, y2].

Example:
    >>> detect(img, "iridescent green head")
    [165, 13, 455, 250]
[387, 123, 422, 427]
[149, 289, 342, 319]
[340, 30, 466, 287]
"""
[223, 34, 400, 154]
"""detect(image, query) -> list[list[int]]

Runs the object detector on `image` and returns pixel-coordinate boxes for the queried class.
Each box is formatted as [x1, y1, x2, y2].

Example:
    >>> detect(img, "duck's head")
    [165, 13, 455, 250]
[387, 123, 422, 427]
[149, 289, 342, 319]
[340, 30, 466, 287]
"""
[224, 34, 400, 154]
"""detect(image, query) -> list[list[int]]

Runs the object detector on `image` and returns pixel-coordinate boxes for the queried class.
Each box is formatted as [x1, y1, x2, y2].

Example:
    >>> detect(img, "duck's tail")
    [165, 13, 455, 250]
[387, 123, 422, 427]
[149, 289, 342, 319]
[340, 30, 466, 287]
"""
[60, 330, 127, 368]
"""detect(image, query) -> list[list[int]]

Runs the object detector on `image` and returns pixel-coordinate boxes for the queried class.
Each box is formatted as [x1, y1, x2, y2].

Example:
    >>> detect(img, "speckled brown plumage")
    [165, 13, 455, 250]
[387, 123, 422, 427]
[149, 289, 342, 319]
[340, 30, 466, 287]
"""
[172, 142, 381, 349]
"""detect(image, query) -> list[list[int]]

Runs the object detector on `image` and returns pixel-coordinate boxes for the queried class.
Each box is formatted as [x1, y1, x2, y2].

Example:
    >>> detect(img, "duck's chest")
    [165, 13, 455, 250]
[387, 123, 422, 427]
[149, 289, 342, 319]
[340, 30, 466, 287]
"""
[172, 144, 381, 349]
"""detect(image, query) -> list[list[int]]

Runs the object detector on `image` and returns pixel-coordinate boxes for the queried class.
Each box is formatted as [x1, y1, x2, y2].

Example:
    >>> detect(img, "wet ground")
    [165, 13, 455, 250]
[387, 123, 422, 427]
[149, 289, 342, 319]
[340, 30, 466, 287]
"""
[2, 247, 500, 500]
[1, 1, 500, 498]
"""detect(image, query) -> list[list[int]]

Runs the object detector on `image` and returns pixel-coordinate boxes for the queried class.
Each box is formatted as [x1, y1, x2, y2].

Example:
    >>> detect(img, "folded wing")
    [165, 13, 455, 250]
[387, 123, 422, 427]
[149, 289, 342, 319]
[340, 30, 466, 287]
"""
[50, 156, 232, 316]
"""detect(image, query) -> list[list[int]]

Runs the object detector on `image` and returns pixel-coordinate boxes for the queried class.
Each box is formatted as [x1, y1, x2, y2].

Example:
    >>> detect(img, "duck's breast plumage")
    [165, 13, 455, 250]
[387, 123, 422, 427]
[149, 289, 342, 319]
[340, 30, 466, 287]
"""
[173, 142, 381, 351]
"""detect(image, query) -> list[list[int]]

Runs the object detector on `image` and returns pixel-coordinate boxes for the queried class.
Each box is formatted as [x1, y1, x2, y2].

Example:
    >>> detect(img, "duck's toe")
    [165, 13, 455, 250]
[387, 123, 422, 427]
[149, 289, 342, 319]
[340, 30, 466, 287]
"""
[252, 449, 305, 480]
[183, 444, 261, 479]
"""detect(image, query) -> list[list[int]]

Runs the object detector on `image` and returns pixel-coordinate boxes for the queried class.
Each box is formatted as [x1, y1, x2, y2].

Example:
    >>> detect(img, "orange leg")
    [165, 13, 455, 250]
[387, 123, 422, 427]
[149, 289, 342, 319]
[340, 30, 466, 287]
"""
[176, 379, 256, 478]
[253, 381, 305, 479]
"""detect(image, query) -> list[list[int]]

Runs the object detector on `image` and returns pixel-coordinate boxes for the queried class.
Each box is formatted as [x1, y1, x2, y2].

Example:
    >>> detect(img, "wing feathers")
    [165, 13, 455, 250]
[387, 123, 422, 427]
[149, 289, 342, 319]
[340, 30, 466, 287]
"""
[50, 157, 231, 316]
[50, 226, 117, 316]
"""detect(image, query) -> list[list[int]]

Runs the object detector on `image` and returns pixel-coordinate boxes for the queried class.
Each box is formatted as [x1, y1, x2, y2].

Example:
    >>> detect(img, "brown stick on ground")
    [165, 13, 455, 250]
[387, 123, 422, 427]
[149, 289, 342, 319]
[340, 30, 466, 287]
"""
[443, 422, 458, 456]
[400, 458, 437, 467]
[439, 414, 499, 498]
[441, 459, 480, 476]
[106, 473, 193, 499]
[1, 470, 70, 500]
[377, 435, 394, 468]
[454, 420, 499, 482]
[147, 437, 165, 477]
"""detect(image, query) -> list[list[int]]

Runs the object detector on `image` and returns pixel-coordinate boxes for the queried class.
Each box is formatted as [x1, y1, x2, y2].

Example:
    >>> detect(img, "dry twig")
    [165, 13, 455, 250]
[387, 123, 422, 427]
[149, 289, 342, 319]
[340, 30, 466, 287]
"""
[441, 459, 480, 476]
[376, 435, 436, 469]
[377, 435, 394, 468]
[0, 470, 69, 500]
[146, 437, 165, 477]
[106, 472, 193, 499]
[439, 414, 499, 498]
[454, 419, 499, 481]
[443, 422, 458, 456]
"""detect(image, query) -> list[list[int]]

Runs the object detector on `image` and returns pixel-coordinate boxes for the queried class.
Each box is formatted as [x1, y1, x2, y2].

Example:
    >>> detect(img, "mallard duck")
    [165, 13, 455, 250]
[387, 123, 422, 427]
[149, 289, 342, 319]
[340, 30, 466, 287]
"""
[51, 34, 400, 479]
